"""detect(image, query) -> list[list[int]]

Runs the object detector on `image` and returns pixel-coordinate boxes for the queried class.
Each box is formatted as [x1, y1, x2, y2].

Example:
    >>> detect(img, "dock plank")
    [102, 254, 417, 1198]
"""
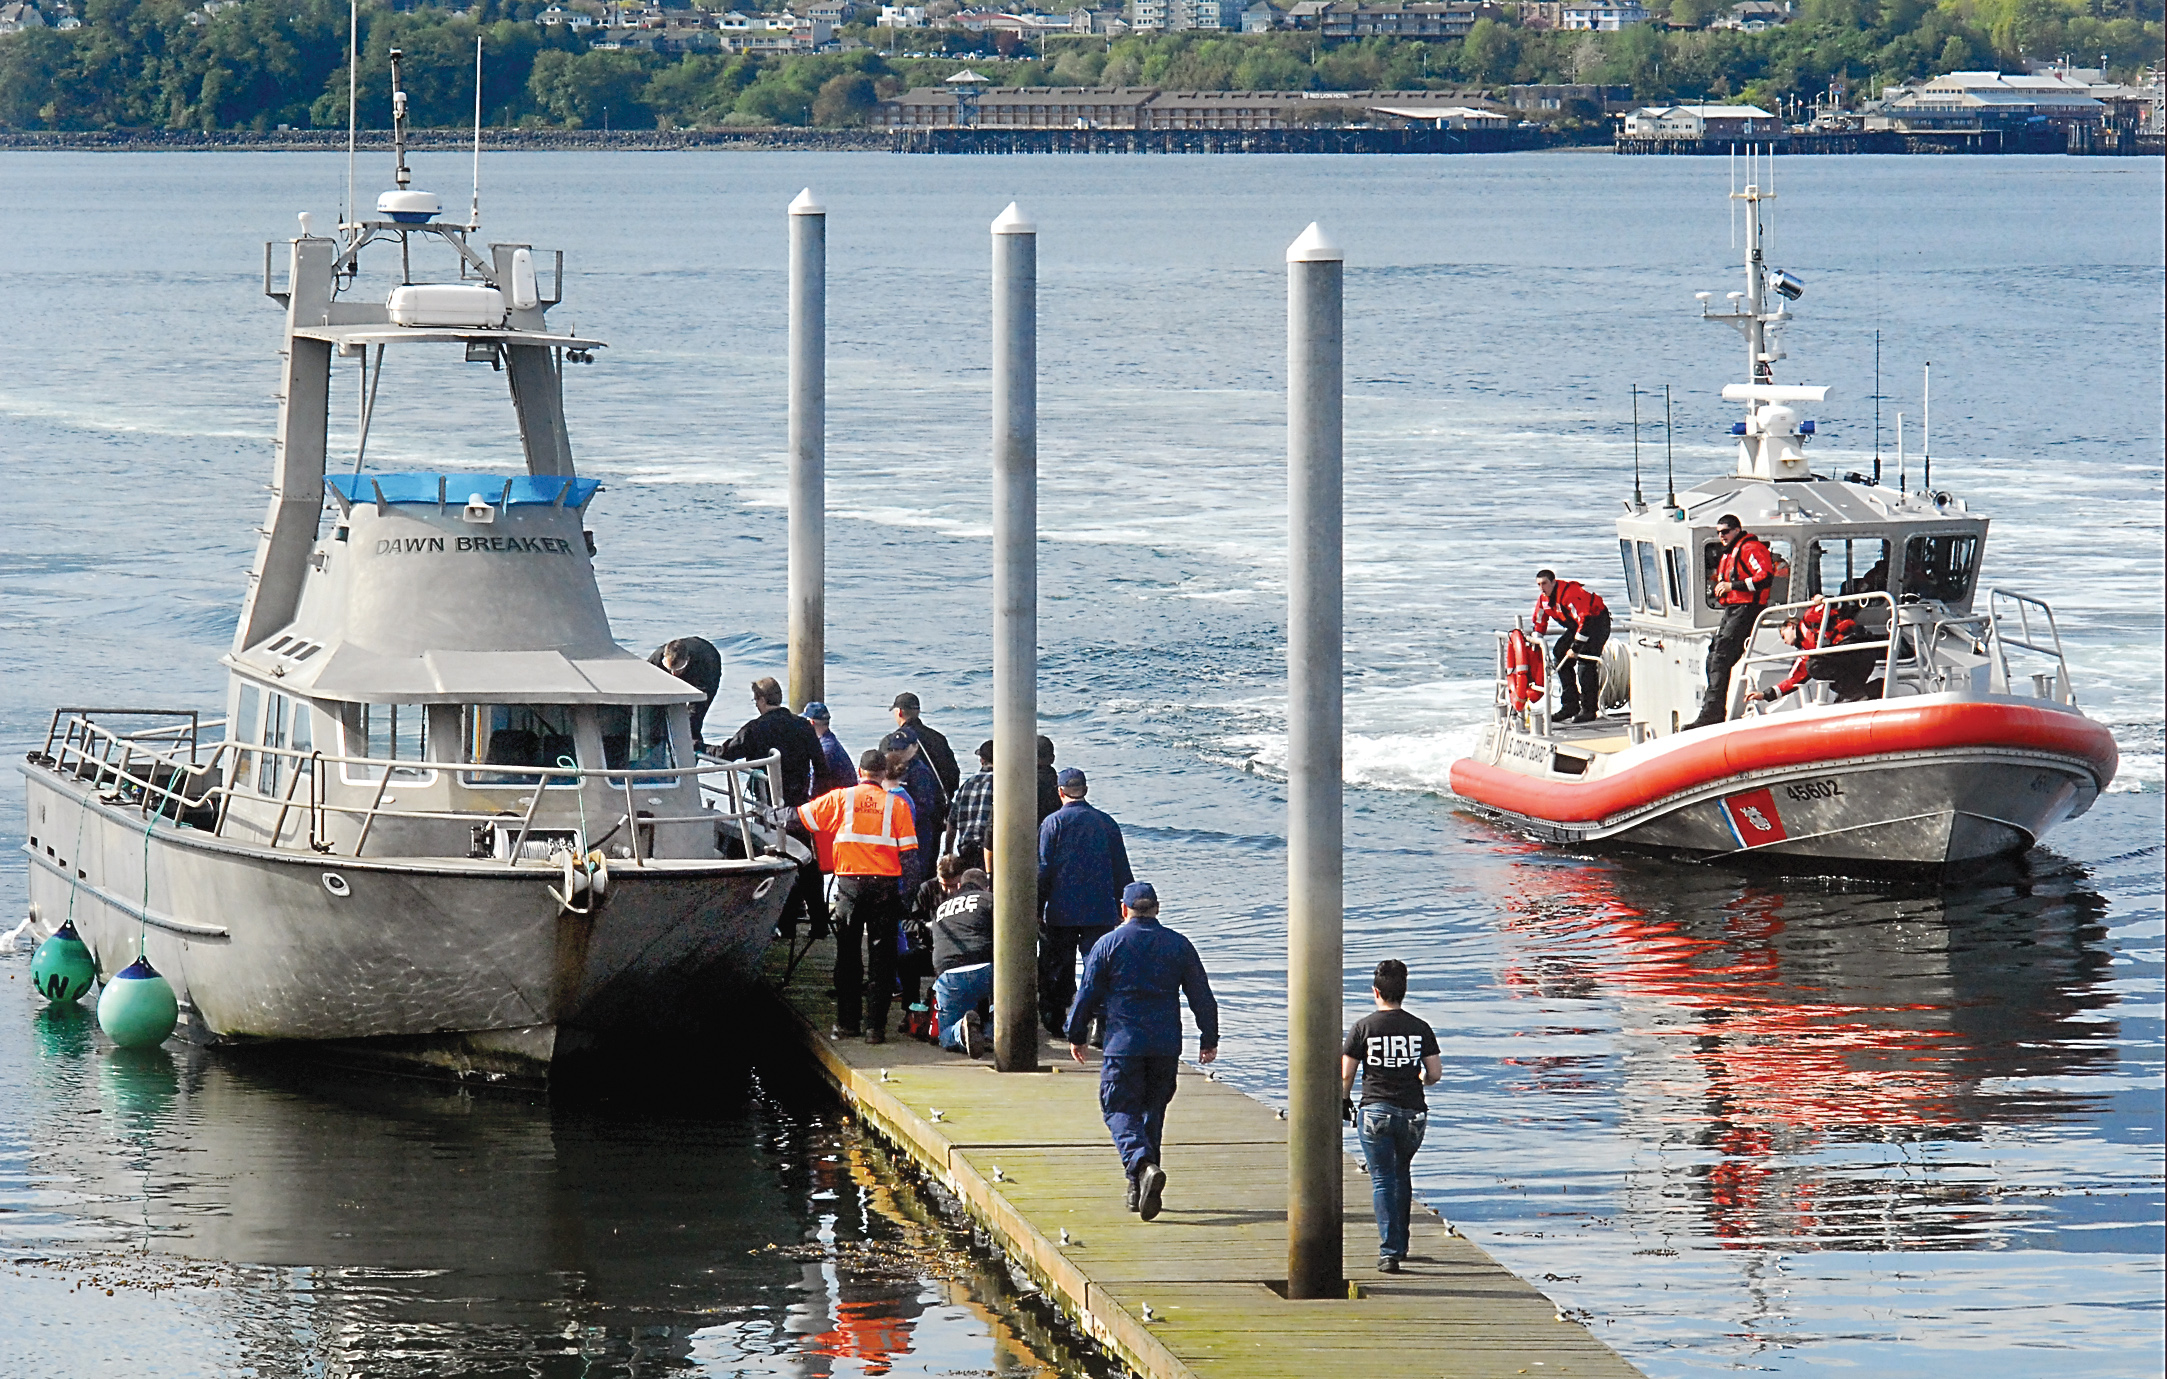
[765, 937, 1640, 1379]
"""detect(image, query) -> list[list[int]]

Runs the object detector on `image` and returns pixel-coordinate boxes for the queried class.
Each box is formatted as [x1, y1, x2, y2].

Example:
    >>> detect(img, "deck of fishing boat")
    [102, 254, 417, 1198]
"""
[763, 938, 1642, 1379]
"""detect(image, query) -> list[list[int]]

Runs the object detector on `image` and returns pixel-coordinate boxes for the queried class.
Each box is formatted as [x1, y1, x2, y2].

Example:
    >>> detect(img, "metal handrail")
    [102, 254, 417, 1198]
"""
[37, 712, 786, 865]
[1986, 588, 2077, 706]
[1732, 592, 1898, 715]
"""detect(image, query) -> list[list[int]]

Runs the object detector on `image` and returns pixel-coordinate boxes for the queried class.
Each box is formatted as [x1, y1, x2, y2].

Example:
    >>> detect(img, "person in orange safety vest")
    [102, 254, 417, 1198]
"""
[1690, 513, 1781, 729]
[797, 749, 918, 1044]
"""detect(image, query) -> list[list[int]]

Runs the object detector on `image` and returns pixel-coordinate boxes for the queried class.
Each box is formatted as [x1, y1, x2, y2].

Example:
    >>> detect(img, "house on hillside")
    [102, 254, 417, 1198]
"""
[1558, 0, 1645, 29]
[1713, 0, 1790, 29]
[0, 0, 45, 31]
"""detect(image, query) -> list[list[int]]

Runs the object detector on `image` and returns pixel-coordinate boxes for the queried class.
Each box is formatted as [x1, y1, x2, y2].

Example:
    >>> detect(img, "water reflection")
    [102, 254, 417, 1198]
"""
[1493, 847, 2120, 1251]
[4, 1025, 1079, 1379]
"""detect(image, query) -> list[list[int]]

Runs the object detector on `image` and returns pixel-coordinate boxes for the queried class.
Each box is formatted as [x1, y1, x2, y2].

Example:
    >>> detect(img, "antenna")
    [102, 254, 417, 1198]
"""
[1631, 385, 1643, 506]
[345, 0, 357, 231]
[390, 48, 411, 191]
[469, 33, 483, 230]
[1921, 361, 1931, 494]
[1664, 384, 1676, 510]
[1871, 329, 1883, 484]
[1896, 412, 1906, 494]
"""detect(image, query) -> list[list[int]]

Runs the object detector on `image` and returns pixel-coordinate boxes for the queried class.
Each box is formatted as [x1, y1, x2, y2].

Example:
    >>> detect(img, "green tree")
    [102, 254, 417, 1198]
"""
[528, 47, 655, 127]
[811, 71, 877, 124]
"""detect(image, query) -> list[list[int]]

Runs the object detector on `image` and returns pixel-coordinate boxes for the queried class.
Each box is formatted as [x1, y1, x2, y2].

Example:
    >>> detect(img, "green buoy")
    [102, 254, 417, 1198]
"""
[97, 956, 178, 1049]
[30, 921, 97, 1005]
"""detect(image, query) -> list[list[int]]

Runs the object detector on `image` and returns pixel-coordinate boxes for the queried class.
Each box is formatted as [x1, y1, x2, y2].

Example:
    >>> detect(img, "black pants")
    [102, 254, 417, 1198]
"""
[1695, 603, 1762, 725]
[1040, 924, 1114, 1039]
[1811, 648, 1880, 703]
[831, 874, 902, 1034]
[1551, 610, 1611, 720]
[780, 854, 828, 940]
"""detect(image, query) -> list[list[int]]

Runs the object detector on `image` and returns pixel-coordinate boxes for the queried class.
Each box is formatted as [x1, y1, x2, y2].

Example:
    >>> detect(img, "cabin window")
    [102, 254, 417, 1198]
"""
[1902, 533, 1980, 604]
[342, 704, 434, 783]
[598, 705, 677, 775]
[461, 704, 579, 786]
[1663, 548, 1688, 611]
[1636, 541, 1666, 614]
[1618, 539, 1642, 610]
[233, 683, 263, 791]
[1700, 537, 1793, 608]
[1809, 538, 1891, 602]
[259, 693, 288, 795]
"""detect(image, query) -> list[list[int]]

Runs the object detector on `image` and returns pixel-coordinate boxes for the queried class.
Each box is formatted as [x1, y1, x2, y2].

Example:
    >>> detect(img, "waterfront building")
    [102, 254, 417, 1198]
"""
[1620, 103, 1779, 138]
[1864, 71, 2108, 133]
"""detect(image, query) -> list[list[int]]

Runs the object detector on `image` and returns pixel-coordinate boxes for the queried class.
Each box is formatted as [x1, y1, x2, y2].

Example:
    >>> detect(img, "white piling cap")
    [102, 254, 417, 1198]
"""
[992, 201, 1036, 235]
[789, 187, 825, 216]
[1286, 222, 1342, 263]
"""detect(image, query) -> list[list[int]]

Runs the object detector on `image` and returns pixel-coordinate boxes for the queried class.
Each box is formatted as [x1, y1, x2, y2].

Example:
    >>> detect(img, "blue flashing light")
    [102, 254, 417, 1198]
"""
[1799, 419, 1816, 435]
[1729, 422, 1748, 436]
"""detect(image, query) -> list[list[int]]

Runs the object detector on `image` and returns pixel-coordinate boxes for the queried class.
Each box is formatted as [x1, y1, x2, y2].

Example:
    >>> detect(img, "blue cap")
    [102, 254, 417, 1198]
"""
[1123, 881, 1157, 907]
[802, 701, 831, 720]
[1057, 767, 1086, 790]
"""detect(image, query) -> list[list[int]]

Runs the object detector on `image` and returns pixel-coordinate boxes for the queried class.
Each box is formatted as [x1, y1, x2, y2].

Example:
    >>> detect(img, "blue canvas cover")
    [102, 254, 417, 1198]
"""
[327, 472, 602, 509]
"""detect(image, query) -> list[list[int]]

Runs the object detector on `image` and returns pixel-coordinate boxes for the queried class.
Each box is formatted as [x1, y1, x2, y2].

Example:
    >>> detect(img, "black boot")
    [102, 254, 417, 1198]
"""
[1125, 1173, 1140, 1213]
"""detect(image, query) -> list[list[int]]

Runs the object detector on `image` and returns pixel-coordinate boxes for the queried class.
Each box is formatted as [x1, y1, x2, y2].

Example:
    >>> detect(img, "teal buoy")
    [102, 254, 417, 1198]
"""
[97, 956, 178, 1049]
[31, 921, 97, 1005]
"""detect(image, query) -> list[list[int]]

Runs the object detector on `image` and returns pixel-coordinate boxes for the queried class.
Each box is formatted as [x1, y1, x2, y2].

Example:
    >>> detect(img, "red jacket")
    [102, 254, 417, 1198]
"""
[1775, 611, 1860, 694]
[1715, 532, 1778, 607]
[1531, 580, 1609, 637]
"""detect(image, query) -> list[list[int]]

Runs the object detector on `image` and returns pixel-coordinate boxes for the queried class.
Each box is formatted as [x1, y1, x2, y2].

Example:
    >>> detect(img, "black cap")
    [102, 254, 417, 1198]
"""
[880, 730, 918, 754]
[976, 739, 994, 761]
[891, 692, 920, 711]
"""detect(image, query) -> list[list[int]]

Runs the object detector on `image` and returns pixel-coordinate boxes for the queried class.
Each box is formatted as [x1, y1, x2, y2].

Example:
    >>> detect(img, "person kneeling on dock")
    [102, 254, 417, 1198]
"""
[1530, 569, 1612, 724]
[930, 868, 996, 1058]
[1067, 882, 1220, 1222]
[1341, 959, 1441, 1274]
[795, 748, 918, 1045]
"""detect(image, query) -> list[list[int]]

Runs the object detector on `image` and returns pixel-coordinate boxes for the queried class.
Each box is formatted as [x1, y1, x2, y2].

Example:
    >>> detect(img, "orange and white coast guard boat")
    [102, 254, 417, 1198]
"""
[1449, 181, 2118, 869]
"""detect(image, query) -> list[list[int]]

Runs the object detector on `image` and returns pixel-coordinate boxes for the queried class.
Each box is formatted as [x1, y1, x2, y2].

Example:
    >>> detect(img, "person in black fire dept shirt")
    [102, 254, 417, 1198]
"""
[1341, 959, 1442, 1273]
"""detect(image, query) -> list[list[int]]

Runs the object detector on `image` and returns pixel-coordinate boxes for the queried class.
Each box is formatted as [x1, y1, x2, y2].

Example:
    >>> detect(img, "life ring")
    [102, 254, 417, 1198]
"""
[1506, 629, 1545, 712]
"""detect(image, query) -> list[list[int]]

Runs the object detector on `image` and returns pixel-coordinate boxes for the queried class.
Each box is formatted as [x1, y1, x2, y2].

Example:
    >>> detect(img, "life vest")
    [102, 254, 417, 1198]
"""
[1531, 580, 1610, 635]
[1506, 628, 1546, 713]
[797, 782, 917, 877]
[1716, 532, 1778, 607]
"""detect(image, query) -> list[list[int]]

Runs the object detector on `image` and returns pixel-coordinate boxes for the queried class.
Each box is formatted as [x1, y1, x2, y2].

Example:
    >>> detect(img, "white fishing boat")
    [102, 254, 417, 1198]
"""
[18, 55, 799, 1079]
[1449, 176, 2119, 869]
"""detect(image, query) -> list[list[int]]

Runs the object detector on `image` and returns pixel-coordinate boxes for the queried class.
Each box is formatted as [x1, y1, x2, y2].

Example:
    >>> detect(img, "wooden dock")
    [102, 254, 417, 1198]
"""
[765, 939, 1642, 1379]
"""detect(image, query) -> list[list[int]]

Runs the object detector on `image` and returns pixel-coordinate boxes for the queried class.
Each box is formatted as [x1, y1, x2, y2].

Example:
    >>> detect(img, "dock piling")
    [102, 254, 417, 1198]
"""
[991, 201, 1041, 1073]
[787, 188, 826, 710]
[1284, 221, 1345, 1299]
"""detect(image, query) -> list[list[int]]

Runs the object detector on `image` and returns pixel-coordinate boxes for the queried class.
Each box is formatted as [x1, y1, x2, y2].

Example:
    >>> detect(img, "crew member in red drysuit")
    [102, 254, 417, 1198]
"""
[1690, 513, 1779, 728]
[1747, 601, 1878, 705]
[1531, 570, 1612, 724]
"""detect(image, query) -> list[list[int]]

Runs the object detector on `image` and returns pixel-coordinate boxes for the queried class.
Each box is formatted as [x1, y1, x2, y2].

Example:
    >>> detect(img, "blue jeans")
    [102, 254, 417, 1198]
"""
[933, 963, 993, 1053]
[1358, 1103, 1427, 1261]
[1100, 1054, 1180, 1177]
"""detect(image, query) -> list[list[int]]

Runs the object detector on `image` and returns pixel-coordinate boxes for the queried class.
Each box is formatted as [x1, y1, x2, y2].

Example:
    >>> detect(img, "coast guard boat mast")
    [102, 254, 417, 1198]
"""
[1449, 179, 2118, 868]
[20, 67, 798, 1079]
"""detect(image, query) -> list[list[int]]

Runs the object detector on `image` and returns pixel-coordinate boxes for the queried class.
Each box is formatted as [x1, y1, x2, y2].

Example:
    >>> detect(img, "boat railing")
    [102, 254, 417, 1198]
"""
[1985, 589, 2078, 706]
[34, 710, 787, 867]
[1734, 592, 2010, 715]
[1489, 621, 1554, 736]
[1733, 592, 1900, 716]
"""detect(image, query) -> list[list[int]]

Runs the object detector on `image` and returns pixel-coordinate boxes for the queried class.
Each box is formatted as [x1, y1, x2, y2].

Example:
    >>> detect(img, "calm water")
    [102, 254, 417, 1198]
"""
[1, 149, 2161, 1376]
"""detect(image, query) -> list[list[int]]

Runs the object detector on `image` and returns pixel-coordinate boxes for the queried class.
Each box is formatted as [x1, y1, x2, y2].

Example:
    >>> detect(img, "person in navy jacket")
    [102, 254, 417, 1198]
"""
[1037, 768, 1134, 1038]
[1067, 881, 1220, 1221]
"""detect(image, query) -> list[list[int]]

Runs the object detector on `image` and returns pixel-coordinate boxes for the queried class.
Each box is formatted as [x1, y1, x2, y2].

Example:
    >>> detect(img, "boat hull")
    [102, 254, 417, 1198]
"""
[1449, 697, 2117, 869]
[22, 767, 796, 1078]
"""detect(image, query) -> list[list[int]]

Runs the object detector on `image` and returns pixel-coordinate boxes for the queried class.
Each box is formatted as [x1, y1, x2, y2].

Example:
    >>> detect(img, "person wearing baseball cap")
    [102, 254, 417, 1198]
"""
[1036, 767, 1133, 1041]
[890, 692, 960, 798]
[1066, 880, 1220, 1220]
[801, 701, 854, 799]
